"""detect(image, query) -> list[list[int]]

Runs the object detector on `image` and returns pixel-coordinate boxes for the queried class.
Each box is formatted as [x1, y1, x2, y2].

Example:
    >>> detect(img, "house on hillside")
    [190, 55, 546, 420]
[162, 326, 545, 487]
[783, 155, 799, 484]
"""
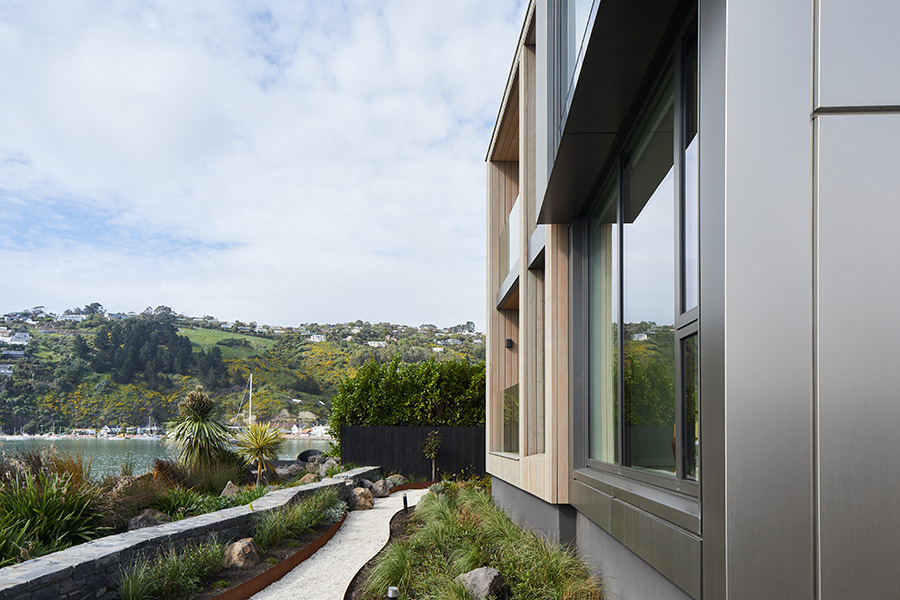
[0, 364, 13, 377]
[309, 334, 327, 343]
[486, 2, 900, 599]
[366, 341, 387, 348]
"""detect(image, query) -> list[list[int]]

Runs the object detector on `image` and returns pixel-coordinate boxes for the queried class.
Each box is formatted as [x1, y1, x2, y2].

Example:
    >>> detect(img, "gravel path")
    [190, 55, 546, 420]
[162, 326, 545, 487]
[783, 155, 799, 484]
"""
[249, 488, 429, 600]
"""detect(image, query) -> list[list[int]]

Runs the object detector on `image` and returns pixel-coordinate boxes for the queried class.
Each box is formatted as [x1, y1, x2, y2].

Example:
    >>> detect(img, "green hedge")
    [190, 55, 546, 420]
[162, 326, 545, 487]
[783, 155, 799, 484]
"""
[328, 357, 485, 443]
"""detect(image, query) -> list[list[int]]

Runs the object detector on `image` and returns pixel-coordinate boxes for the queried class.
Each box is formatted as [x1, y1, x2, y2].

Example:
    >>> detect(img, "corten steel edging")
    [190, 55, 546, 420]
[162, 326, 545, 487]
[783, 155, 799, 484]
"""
[214, 483, 433, 600]
[213, 511, 348, 600]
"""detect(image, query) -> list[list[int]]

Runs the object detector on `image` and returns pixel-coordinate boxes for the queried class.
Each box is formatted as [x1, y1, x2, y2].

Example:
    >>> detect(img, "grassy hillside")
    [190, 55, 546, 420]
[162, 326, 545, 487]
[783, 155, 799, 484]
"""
[177, 327, 276, 359]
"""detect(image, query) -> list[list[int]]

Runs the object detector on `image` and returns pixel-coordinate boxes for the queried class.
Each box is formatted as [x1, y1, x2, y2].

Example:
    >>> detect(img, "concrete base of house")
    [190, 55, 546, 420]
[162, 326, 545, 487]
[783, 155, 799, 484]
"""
[491, 477, 694, 600]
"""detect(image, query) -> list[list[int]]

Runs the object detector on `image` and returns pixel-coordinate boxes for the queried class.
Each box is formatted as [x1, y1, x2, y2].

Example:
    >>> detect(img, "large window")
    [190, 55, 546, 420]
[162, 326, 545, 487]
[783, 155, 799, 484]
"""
[585, 23, 699, 484]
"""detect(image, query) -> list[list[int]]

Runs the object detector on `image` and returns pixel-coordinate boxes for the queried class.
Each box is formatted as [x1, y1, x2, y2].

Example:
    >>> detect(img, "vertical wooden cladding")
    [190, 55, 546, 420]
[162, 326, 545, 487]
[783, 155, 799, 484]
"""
[486, 3, 570, 505]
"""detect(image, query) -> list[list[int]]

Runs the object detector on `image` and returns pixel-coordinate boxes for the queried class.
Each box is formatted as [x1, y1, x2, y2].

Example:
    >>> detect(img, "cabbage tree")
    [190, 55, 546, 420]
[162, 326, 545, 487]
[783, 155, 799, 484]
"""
[165, 386, 230, 468]
[234, 422, 286, 486]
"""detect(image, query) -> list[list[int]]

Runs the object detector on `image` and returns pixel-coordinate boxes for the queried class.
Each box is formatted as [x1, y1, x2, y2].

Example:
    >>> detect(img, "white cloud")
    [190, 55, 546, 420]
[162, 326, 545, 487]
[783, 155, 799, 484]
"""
[0, 0, 526, 327]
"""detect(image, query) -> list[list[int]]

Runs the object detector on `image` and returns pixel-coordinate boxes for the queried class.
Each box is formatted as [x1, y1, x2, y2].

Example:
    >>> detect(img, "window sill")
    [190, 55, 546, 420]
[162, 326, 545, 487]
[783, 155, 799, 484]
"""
[573, 466, 700, 535]
[489, 451, 521, 462]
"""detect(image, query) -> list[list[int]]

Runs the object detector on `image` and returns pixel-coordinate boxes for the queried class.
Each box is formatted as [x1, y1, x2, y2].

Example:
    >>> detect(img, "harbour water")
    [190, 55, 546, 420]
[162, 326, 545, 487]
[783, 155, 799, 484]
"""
[0, 436, 332, 478]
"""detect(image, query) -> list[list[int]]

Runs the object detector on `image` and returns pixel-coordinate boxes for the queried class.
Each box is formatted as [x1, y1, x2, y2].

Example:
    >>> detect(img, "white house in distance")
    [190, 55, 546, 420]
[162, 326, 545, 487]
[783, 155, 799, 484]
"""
[0, 332, 30, 346]
[366, 341, 387, 348]
[309, 334, 327, 343]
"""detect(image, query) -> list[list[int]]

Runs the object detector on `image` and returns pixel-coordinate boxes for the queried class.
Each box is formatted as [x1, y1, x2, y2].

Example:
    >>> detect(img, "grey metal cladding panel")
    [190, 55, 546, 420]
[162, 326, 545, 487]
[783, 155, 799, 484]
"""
[723, 0, 814, 598]
[817, 114, 900, 600]
[609, 499, 701, 599]
[570, 479, 612, 531]
[817, 0, 900, 108]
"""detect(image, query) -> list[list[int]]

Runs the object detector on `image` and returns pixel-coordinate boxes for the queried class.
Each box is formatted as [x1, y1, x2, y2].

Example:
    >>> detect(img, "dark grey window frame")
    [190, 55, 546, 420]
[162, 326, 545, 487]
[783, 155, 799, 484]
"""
[572, 14, 700, 500]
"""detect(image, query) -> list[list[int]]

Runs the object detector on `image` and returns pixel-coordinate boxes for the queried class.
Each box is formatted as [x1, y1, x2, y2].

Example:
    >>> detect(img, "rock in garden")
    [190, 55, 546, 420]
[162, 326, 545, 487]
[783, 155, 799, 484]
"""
[454, 567, 508, 600]
[223, 538, 263, 568]
[387, 474, 407, 487]
[371, 479, 391, 498]
[318, 458, 339, 478]
[306, 461, 319, 473]
[285, 462, 304, 477]
[140, 508, 171, 522]
[127, 513, 163, 531]
[348, 487, 374, 510]
[359, 478, 374, 489]
[315, 455, 328, 464]
[221, 481, 241, 497]
[299, 473, 318, 485]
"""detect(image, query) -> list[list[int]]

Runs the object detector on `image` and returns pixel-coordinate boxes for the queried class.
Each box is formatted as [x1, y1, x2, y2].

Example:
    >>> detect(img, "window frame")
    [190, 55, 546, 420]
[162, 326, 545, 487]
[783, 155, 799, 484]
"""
[574, 16, 699, 498]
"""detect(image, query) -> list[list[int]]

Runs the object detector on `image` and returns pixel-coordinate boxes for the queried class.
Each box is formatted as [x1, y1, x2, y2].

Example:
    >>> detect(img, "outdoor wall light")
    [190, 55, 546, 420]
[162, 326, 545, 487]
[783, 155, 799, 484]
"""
[505, 338, 514, 349]
[387, 586, 399, 599]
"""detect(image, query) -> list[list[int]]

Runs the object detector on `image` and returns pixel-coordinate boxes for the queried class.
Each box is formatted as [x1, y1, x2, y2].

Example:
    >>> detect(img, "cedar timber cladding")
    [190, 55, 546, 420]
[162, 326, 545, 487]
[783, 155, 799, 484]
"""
[485, 7, 568, 505]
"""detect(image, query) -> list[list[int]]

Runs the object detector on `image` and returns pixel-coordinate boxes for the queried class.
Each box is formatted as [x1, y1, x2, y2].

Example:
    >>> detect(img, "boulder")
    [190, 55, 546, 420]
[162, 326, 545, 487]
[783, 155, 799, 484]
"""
[386, 474, 407, 487]
[127, 514, 161, 531]
[306, 461, 319, 474]
[223, 538, 263, 568]
[318, 458, 339, 478]
[371, 479, 391, 498]
[359, 478, 374, 489]
[139, 508, 171, 522]
[348, 487, 374, 510]
[315, 455, 329, 464]
[454, 567, 508, 600]
[276, 462, 305, 479]
[220, 481, 241, 498]
[298, 473, 318, 485]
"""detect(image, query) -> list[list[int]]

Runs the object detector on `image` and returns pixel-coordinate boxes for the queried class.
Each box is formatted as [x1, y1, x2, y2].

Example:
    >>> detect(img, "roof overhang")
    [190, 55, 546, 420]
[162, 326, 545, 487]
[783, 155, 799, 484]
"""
[538, 0, 687, 223]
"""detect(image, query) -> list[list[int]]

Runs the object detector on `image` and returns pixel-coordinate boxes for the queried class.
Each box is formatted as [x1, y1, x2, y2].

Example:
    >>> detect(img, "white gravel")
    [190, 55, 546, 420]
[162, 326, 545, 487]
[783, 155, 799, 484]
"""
[249, 487, 429, 600]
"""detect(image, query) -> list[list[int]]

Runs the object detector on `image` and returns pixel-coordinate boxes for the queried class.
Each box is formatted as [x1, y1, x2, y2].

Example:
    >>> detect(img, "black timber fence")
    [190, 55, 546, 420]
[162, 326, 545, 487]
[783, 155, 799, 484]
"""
[341, 425, 485, 480]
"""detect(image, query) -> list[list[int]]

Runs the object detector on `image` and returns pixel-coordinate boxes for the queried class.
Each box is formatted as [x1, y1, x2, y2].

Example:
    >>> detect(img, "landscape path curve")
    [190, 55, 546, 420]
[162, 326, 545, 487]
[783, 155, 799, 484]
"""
[249, 487, 429, 600]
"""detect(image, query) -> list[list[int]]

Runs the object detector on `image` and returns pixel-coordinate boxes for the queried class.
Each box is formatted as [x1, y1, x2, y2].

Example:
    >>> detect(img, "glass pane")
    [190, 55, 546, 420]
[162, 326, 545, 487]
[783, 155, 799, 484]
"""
[588, 180, 618, 463]
[622, 68, 676, 475]
[558, 0, 594, 133]
[683, 36, 699, 311]
[502, 383, 519, 453]
[508, 197, 521, 273]
[683, 333, 699, 479]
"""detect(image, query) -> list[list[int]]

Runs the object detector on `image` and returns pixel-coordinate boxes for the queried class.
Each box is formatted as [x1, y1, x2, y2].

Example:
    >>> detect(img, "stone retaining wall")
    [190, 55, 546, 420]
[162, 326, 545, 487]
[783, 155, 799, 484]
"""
[0, 466, 381, 600]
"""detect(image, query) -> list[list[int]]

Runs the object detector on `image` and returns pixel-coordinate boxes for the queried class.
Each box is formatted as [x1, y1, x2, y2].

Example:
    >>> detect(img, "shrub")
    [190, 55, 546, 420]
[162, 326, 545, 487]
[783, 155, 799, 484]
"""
[328, 357, 486, 445]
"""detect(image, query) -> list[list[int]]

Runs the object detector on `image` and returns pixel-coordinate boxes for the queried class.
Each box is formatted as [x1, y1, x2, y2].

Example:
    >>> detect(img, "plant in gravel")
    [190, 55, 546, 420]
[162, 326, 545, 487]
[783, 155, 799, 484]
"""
[364, 484, 604, 600]
[253, 487, 343, 550]
[118, 538, 225, 600]
[212, 580, 231, 589]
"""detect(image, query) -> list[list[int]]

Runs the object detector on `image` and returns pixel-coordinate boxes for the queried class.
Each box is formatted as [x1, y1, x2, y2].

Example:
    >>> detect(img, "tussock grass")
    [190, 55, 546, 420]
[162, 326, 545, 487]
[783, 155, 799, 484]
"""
[119, 538, 225, 600]
[253, 487, 345, 550]
[364, 483, 604, 600]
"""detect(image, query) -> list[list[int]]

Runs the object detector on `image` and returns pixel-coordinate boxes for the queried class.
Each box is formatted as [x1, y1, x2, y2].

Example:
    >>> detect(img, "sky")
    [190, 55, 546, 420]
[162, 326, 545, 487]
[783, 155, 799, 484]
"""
[0, 0, 526, 329]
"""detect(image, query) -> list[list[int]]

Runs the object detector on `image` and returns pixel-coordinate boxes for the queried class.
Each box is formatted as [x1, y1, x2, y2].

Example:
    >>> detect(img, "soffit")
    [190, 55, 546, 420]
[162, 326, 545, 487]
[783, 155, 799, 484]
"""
[539, 0, 685, 223]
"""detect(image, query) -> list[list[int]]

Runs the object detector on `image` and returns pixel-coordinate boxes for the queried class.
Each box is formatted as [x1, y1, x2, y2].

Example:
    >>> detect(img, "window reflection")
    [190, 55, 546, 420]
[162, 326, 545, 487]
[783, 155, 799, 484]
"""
[683, 334, 699, 479]
[622, 68, 676, 475]
[588, 181, 618, 463]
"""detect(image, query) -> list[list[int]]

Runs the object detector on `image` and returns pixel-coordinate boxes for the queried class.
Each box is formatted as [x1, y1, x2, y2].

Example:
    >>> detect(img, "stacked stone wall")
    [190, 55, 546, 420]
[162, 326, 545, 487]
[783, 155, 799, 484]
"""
[0, 466, 381, 600]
